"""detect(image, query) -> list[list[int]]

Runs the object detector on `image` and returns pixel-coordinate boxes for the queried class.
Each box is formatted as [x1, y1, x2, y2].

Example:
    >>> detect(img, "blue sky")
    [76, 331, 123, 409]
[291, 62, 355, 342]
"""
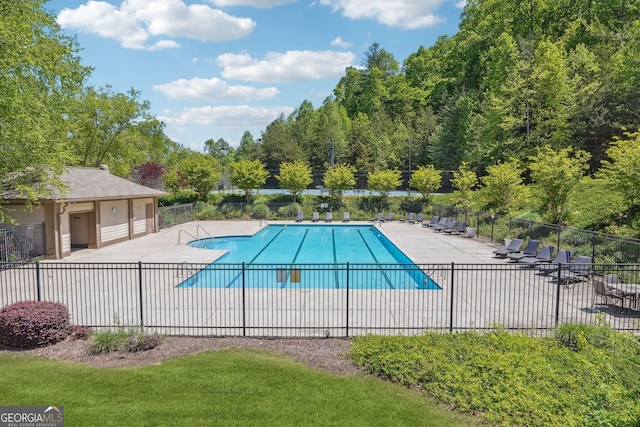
[47, 0, 465, 152]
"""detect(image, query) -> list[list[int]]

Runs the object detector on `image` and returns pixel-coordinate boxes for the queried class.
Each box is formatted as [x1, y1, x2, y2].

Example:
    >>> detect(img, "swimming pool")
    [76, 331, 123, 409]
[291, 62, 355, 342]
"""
[180, 224, 440, 290]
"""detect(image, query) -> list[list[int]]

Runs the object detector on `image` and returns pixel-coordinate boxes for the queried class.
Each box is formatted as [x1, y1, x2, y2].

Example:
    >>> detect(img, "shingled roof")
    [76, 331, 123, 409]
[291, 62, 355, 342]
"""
[59, 167, 166, 201]
[2, 166, 166, 202]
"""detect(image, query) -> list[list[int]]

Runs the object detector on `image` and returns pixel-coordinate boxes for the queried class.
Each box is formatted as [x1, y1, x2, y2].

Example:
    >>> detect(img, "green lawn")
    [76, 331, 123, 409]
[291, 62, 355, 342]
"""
[0, 349, 476, 427]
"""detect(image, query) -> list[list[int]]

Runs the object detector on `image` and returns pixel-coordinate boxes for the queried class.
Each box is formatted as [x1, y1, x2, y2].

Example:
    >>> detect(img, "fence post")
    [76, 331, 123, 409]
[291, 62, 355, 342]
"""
[138, 261, 144, 331]
[242, 262, 246, 337]
[591, 232, 597, 262]
[554, 264, 562, 327]
[345, 263, 350, 338]
[36, 261, 41, 301]
[557, 226, 562, 255]
[449, 262, 455, 333]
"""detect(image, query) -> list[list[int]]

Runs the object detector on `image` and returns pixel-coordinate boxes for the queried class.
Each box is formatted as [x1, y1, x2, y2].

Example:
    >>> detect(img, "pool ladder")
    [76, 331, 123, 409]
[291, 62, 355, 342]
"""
[177, 261, 199, 286]
[177, 225, 212, 245]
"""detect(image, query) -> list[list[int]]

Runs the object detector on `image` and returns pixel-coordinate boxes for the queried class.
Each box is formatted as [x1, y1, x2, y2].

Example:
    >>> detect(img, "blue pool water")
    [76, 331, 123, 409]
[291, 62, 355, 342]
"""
[180, 224, 440, 290]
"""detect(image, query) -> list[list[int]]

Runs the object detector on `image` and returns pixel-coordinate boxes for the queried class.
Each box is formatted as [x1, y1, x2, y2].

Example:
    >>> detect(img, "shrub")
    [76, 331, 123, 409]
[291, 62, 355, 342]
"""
[251, 203, 269, 219]
[69, 325, 92, 340]
[90, 329, 132, 354]
[90, 329, 162, 354]
[277, 203, 301, 219]
[123, 333, 162, 352]
[0, 301, 70, 348]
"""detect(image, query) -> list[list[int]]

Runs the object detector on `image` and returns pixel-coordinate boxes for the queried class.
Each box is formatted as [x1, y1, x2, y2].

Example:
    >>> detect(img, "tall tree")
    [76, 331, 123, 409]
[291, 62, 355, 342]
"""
[0, 0, 90, 213]
[529, 146, 590, 223]
[67, 86, 150, 177]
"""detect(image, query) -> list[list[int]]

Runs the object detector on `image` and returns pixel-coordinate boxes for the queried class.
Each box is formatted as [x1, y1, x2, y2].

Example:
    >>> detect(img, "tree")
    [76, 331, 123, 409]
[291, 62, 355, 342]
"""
[598, 129, 640, 211]
[67, 86, 151, 177]
[451, 162, 478, 210]
[229, 160, 270, 203]
[323, 164, 356, 203]
[131, 162, 165, 189]
[480, 159, 527, 214]
[0, 0, 90, 217]
[276, 160, 312, 203]
[180, 155, 221, 201]
[367, 169, 401, 202]
[529, 146, 590, 224]
[410, 165, 442, 205]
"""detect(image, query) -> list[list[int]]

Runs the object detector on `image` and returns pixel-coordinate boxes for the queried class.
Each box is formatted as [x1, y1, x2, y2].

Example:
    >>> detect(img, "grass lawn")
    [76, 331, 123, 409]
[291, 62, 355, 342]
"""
[0, 349, 476, 427]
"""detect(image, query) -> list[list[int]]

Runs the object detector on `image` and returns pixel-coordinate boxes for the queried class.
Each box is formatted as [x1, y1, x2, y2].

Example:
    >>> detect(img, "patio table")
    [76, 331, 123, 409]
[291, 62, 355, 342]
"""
[610, 283, 640, 312]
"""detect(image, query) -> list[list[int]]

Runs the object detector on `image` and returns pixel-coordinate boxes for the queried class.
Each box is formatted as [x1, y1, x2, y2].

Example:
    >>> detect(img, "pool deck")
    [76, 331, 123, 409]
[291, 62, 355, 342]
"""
[60, 219, 499, 264]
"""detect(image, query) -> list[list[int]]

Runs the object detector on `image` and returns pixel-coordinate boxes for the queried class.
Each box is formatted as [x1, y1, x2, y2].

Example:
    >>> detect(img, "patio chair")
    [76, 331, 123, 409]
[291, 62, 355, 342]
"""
[434, 219, 456, 232]
[444, 221, 466, 235]
[399, 212, 415, 223]
[591, 274, 624, 312]
[493, 238, 523, 258]
[408, 213, 425, 224]
[311, 212, 320, 222]
[325, 212, 333, 222]
[507, 240, 540, 262]
[368, 213, 382, 222]
[295, 211, 304, 222]
[556, 255, 594, 285]
[519, 245, 554, 265]
[538, 249, 572, 275]
[380, 213, 394, 222]
[342, 212, 350, 222]
[425, 217, 448, 229]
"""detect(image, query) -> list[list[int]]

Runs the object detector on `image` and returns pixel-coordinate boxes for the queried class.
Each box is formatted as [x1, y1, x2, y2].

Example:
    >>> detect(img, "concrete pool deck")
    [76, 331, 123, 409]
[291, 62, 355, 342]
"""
[60, 219, 499, 265]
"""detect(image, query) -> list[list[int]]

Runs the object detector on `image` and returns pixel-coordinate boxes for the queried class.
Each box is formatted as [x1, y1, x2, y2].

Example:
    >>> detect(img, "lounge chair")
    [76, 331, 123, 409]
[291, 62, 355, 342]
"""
[295, 211, 304, 222]
[425, 217, 448, 229]
[493, 238, 523, 258]
[507, 240, 540, 262]
[423, 215, 439, 227]
[368, 213, 382, 222]
[311, 212, 320, 222]
[342, 212, 350, 222]
[380, 213, 394, 222]
[444, 221, 466, 235]
[519, 245, 554, 265]
[434, 219, 456, 232]
[556, 255, 593, 284]
[538, 249, 572, 275]
[410, 213, 425, 224]
[325, 212, 333, 222]
[399, 213, 415, 223]
[591, 274, 624, 311]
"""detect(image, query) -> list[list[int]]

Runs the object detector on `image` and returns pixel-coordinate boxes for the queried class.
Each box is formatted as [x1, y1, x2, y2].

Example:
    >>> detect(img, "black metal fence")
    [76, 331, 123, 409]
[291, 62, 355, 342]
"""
[0, 224, 45, 263]
[158, 203, 195, 228]
[433, 204, 640, 264]
[1, 261, 638, 337]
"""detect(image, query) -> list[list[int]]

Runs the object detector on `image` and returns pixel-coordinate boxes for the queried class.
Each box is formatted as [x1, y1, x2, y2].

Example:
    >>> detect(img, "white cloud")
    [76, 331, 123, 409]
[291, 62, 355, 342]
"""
[208, 0, 297, 7]
[318, 0, 445, 29]
[330, 36, 351, 49]
[455, 0, 467, 8]
[158, 105, 295, 127]
[153, 77, 279, 101]
[57, 0, 255, 50]
[217, 50, 356, 83]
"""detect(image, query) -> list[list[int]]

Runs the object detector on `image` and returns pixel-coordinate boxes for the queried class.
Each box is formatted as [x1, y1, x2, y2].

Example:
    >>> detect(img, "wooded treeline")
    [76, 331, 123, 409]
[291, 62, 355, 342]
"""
[249, 0, 640, 175]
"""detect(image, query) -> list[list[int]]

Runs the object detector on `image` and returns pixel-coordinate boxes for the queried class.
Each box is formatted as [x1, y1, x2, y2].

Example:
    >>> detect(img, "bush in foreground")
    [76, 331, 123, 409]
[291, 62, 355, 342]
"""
[349, 325, 640, 426]
[90, 329, 162, 354]
[0, 301, 70, 348]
